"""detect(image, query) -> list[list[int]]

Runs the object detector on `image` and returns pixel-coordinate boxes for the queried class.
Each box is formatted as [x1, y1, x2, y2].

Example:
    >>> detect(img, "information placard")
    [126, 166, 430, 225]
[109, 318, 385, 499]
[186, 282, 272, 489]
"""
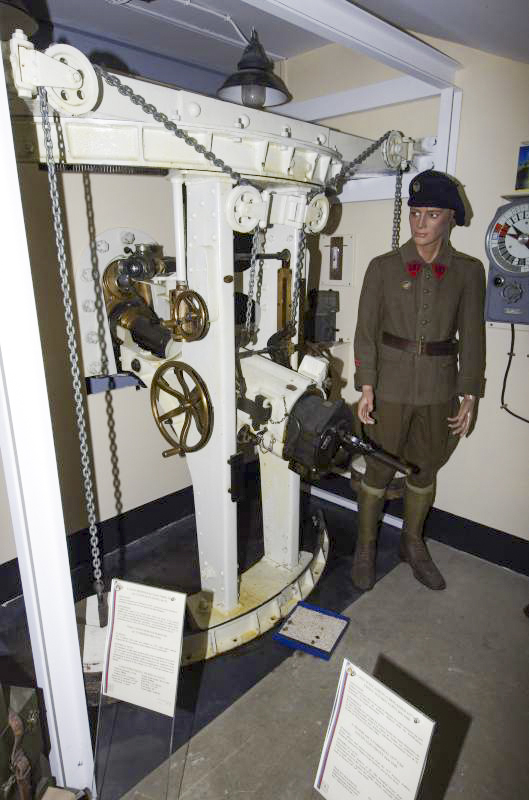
[101, 579, 186, 717]
[315, 659, 435, 800]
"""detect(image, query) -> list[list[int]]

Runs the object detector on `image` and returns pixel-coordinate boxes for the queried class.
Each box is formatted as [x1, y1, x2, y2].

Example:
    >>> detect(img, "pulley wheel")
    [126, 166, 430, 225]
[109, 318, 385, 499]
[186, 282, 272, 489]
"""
[226, 185, 263, 233]
[44, 44, 100, 116]
[305, 193, 330, 233]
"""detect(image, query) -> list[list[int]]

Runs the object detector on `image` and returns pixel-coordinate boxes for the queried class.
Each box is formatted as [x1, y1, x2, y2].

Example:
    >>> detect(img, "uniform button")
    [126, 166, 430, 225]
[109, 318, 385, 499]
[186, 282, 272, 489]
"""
[425, 273, 431, 280]
[423, 288, 430, 294]
[421, 319, 429, 325]
[423, 303, 429, 309]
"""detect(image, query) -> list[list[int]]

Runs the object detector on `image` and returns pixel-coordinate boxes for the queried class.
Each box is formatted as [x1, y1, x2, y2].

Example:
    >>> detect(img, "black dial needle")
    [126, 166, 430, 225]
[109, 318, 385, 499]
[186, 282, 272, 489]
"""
[505, 224, 529, 250]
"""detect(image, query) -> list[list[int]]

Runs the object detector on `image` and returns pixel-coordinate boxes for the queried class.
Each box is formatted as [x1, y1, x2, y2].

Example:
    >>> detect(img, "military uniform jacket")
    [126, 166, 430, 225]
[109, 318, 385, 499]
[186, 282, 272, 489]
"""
[354, 238, 486, 405]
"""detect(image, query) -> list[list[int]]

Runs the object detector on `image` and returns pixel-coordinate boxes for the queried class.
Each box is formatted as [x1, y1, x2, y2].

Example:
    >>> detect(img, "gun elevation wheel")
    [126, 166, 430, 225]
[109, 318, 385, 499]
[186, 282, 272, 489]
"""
[151, 361, 213, 454]
[173, 290, 209, 341]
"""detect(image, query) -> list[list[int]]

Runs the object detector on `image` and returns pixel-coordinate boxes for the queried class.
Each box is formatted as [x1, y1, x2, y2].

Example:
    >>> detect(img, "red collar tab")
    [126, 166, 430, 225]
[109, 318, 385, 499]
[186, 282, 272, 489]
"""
[433, 263, 447, 280]
[407, 261, 422, 278]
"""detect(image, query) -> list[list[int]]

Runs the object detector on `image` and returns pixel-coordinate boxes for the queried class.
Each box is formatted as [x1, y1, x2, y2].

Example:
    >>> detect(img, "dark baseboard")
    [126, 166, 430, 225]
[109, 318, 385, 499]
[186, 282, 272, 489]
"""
[66, 485, 194, 569]
[2, 477, 527, 605]
[312, 474, 529, 577]
[0, 485, 194, 605]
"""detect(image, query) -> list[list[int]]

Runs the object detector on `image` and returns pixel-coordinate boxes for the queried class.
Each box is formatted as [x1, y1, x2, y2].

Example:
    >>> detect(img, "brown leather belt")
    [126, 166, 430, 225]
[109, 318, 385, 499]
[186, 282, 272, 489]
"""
[382, 331, 458, 356]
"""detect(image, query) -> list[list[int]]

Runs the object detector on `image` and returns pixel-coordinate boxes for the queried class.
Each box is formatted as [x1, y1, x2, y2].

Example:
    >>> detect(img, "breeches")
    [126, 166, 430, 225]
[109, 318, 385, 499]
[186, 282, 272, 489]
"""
[363, 397, 460, 489]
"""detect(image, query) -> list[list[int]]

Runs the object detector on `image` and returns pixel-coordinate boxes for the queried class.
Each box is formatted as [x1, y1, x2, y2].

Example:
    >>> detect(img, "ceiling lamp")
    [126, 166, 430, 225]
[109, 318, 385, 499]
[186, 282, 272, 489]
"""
[0, 0, 37, 40]
[217, 28, 291, 109]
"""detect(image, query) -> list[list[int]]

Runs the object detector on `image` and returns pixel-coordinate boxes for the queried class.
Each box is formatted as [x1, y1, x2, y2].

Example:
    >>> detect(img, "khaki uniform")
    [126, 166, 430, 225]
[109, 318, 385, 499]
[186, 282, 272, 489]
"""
[354, 238, 486, 488]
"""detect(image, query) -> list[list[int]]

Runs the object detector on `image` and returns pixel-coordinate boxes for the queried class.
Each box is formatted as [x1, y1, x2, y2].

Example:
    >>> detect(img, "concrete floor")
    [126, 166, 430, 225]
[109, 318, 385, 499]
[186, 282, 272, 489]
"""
[122, 540, 529, 800]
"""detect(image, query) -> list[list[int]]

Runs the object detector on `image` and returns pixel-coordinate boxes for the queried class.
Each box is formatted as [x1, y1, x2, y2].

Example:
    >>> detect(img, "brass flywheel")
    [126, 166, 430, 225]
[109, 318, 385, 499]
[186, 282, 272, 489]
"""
[168, 289, 209, 341]
[150, 361, 213, 456]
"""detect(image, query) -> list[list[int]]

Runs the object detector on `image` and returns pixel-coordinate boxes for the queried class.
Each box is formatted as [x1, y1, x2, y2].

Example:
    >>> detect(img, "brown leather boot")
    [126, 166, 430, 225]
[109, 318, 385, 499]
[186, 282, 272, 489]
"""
[400, 481, 446, 590]
[352, 482, 385, 591]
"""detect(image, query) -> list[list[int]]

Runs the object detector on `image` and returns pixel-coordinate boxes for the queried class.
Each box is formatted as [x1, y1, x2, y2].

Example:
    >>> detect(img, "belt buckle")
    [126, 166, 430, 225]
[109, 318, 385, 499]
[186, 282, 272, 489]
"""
[417, 338, 425, 355]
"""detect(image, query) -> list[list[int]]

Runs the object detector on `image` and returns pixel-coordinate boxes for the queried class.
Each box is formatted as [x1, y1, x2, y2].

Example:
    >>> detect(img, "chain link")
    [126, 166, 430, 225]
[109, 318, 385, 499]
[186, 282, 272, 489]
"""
[255, 231, 266, 308]
[82, 173, 124, 527]
[245, 228, 260, 335]
[38, 88, 103, 590]
[92, 66, 398, 206]
[290, 226, 306, 326]
[327, 131, 393, 194]
[94, 65, 251, 188]
[392, 169, 403, 250]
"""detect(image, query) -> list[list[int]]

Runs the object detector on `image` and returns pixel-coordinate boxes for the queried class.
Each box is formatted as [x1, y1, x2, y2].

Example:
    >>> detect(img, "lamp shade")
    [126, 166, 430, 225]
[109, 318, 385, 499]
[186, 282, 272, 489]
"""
[217, 29, 291, 109]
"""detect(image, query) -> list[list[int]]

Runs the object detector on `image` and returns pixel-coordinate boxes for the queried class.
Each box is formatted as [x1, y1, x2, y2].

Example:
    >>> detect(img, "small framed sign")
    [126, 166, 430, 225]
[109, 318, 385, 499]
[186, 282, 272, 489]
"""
[515, 141, 529, 190]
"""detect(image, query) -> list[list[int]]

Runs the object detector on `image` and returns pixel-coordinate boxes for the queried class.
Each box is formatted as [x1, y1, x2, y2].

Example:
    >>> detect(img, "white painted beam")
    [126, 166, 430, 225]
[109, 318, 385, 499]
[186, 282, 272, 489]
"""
[240, 0, 460, 88]
[340, 172, 414, 204]
[435, 87, 462, 174]
[281, 76, 441, 122]
[447, 89, 462, 174]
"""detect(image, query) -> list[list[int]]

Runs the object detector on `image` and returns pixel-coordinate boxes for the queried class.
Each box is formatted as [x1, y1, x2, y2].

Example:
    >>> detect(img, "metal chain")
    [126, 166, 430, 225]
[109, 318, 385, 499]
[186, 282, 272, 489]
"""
[290, 226, 306, 326]
[91, 66, 397, 204]
[82, 173, 124, 524]
[255, 229, 266, 308]
[94, 65, 250, 187]
[38, 88, 103, 592]
[245, 227, 260, 335]
[327, 131, 393, 194]
[392, 169, 403, 250]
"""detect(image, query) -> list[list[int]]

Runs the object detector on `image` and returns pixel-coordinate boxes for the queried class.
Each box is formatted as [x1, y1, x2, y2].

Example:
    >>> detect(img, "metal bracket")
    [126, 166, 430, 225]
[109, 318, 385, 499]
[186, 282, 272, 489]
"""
[85, 372, 146, 394]
[9, 31, 100, 115]
[268, 191, 308, 229]
[9, 30, 82, 98]
[227, 449, 259, 502]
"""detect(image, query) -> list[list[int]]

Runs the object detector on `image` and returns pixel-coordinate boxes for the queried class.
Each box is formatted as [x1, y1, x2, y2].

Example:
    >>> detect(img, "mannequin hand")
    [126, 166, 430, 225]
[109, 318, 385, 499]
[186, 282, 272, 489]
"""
[448, 395, 475, 437]
[358, 386, 375, 425]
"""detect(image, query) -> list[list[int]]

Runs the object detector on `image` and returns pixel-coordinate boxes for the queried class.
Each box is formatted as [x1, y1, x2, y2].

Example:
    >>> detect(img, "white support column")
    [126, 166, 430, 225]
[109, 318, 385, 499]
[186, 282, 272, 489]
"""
[259, 453, 299, 569]
[0, 54, 93, 788]
[183, 175, 239, 613]
[435, 87, 463, 174]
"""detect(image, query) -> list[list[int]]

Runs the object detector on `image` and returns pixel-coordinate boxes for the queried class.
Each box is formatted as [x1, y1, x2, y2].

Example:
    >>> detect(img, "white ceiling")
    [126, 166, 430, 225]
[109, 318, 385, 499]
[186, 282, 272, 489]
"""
[23, 0, 529, 85]
[25, 0, 327, 74]
[351, 0, 529, 65]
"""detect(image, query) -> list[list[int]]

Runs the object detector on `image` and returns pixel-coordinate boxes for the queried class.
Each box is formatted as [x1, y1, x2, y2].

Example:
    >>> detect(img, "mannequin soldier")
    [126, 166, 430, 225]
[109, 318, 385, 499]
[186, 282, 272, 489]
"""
[352, 170, 486, 591]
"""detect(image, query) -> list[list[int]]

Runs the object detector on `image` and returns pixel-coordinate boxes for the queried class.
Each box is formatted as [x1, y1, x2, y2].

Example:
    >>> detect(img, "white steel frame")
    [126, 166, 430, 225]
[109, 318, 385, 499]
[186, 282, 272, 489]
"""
[246, 0, 463, 203]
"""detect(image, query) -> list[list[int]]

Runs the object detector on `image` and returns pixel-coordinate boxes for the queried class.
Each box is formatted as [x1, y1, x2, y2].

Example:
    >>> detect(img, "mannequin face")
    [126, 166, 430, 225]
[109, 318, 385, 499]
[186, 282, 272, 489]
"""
[409, 207, 454, 250]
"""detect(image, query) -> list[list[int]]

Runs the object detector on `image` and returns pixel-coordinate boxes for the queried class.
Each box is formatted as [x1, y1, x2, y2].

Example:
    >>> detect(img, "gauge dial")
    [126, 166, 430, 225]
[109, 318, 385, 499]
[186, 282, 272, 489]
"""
[485, 201, 529, 274]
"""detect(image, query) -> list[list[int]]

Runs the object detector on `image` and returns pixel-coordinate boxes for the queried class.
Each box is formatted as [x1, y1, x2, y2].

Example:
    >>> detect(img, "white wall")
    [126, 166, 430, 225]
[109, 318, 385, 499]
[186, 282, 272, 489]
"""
[0, 166, 191, 565]
[286, 38, 529, 541]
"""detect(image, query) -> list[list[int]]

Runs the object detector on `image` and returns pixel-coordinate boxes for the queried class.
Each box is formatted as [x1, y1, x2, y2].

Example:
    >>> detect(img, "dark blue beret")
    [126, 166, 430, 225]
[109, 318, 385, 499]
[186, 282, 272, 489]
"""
[408, 170, 465, 226]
